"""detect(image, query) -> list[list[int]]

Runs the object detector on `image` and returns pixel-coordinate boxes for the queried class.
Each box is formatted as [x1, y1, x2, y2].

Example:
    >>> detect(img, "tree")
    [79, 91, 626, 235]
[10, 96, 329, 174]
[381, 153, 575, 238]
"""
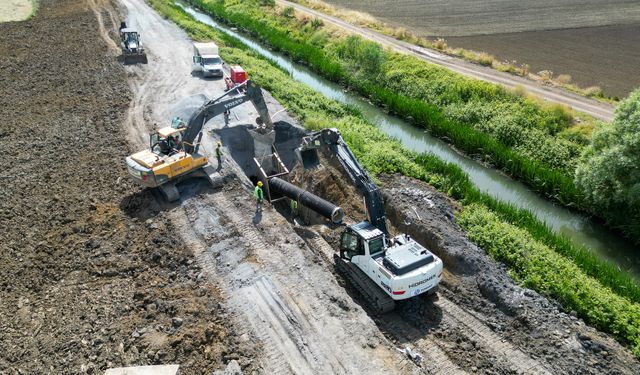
[575, 89, 640, 242]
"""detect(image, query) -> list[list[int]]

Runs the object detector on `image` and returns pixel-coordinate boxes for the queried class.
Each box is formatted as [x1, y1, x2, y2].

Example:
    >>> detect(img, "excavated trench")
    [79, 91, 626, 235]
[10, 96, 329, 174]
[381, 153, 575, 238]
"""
[211, 120, 346, 226]
[214, 121, 306, 182]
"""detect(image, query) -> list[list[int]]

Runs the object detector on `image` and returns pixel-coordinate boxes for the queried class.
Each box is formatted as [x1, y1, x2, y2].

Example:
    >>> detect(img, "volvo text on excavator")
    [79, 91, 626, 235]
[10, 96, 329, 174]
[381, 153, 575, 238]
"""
[296, 128, 443, 313]
[125, 80, 273, 201]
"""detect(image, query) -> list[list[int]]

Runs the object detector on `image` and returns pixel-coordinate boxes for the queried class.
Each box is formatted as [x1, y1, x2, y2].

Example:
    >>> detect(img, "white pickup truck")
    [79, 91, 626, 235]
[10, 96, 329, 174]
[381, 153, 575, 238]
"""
[192, 42, 223, 77]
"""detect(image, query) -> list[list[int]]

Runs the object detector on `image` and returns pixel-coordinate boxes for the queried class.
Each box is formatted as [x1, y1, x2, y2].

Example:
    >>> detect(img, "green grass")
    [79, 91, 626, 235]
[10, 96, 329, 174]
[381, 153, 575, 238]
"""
[30, 0, 39, 18]
[148, 0, 640, 357]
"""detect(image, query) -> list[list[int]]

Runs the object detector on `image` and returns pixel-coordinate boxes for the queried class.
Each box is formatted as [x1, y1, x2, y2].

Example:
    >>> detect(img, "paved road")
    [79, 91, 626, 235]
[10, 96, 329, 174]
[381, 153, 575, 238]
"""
[278, 0, 615, 122]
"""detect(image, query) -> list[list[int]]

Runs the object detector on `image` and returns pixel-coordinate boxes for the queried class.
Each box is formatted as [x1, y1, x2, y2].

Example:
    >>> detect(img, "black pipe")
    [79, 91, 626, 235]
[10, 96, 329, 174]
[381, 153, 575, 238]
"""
[269, 177, 344, 223]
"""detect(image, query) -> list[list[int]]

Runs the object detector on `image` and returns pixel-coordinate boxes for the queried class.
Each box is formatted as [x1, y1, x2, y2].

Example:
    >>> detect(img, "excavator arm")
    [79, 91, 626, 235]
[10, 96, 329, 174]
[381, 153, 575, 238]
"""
[182, 80, 272, 153]
[297, 128, 389, 235]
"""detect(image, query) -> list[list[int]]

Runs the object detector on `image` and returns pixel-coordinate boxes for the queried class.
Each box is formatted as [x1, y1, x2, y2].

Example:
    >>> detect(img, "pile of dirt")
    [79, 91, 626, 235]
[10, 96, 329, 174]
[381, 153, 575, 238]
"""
[289, 148, 367, 225]
[0, 0, 252, 373]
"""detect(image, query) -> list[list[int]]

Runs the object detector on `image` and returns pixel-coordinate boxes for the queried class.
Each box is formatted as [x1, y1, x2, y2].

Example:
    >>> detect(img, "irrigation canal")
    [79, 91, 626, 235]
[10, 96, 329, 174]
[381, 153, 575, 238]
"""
[177, 2, 640, 279]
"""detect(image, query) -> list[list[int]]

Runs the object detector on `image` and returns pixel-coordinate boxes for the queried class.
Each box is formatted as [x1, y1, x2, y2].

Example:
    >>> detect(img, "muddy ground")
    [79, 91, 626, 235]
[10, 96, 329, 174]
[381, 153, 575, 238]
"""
[322, 0, 640, 97]
[0, 0, 252, 373]
[2, 0, 640, 374]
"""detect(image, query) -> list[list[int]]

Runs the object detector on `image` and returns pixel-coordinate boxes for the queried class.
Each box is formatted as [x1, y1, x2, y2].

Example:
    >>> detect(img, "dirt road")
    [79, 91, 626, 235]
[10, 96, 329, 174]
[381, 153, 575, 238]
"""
[120, 0, 413, 373]
[277, 0, 615, 121]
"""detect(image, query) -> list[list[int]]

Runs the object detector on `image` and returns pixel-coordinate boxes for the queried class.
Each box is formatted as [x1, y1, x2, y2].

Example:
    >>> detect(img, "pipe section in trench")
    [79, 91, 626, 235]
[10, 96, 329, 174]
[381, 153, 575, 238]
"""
[269, 177, 345, 224]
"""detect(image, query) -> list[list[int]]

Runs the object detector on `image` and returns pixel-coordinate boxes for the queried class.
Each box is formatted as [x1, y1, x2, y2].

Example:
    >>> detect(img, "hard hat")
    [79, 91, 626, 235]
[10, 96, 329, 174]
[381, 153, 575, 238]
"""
[217, 141, 221, 146]
[257, 181, 263, 187]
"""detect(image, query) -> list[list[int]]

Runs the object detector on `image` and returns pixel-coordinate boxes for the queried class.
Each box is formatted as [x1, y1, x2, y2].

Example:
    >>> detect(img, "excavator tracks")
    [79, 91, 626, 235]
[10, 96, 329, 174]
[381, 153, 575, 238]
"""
[294, 226, 396, 314]
[333, 254, 396, 314]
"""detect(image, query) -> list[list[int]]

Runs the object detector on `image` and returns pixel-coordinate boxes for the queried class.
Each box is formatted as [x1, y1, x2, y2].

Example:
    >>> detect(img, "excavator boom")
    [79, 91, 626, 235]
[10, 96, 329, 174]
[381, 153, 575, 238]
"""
[183, 80, 272, 153]
[296, 128, 443, 311]
[297, 128, 388, 235]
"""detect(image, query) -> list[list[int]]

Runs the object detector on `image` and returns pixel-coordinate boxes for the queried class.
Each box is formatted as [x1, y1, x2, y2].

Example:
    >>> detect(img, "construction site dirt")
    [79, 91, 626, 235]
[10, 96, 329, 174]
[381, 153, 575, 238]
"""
[1, 0, 639, 374]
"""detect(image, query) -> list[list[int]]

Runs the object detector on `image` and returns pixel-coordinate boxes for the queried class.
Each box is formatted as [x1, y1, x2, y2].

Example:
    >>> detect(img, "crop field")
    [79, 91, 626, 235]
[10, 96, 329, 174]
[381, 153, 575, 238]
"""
[447, 23, 640, 98]
[324, 0, 640, 97]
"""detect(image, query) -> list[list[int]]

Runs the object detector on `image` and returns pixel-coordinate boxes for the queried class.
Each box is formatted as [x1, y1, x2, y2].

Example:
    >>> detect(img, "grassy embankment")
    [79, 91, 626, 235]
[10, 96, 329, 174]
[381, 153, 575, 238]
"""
[286, 0, 618, 103]
[187, 0, 592, 209]
[150, 0, 640, 356]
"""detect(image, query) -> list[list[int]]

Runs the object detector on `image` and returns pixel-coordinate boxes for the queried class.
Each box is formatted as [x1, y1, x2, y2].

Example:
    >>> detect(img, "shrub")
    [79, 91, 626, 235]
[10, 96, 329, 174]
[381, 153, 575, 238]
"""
[556, 74, 573, 84]
[575, 89, 640, 243]
[584, 86, 604, 98]
[538, 70, 554, 83]
[476, 52, 494, 66]
[282, 5, 294, 18]
[335, 35, 385, 74]
[433, 37, 448, 50]
[310, 17, 322, 29]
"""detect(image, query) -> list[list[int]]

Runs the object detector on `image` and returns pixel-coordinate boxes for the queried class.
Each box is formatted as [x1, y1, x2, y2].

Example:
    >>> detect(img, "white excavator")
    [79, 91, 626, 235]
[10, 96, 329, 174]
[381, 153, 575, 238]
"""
[296, 128, 443, 313]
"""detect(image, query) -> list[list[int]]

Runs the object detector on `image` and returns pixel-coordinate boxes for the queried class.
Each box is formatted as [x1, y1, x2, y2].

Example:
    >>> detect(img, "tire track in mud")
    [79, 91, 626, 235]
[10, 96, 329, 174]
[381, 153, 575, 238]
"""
[211, 195, 312, 374]
[174, 190, 402, 374]
[436, 298, 552, 375]
[87, 0, 120, 53]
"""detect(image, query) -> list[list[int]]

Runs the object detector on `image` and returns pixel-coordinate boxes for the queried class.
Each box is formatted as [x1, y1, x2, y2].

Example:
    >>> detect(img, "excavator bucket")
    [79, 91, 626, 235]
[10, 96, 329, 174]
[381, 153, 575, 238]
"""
[295, 147, 320, 169]
[123, 52, 148, 65]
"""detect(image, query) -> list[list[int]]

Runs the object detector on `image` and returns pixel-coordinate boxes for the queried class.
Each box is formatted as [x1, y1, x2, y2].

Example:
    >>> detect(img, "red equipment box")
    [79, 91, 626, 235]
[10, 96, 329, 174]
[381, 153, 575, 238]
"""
[229, 65, 247, 84]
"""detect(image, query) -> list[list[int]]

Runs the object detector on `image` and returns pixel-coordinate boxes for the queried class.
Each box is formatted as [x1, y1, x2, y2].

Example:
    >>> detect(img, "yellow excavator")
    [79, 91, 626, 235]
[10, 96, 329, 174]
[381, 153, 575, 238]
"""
[125, 80, 273, 201]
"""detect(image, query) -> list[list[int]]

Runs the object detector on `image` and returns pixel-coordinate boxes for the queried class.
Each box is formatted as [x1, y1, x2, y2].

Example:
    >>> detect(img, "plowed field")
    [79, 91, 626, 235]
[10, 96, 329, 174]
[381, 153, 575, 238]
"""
[324, 0, 640, 96]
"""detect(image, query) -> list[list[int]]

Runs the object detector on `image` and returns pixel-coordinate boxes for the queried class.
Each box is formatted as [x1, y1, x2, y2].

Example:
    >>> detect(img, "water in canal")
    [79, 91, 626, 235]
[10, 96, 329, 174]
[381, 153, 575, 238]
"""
[177, 2, 640, 279]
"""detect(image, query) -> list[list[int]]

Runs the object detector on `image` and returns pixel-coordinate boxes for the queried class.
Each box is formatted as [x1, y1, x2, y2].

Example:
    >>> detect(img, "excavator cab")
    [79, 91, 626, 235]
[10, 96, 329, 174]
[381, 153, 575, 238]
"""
[339, 222, 386, 260]
[126, 80, 273, 202]
[150, 127, 184, 156]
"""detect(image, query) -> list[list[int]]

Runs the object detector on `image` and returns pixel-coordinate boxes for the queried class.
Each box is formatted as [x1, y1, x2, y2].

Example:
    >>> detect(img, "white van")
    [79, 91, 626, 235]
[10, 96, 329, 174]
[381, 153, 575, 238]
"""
[192, 42, 223, 77]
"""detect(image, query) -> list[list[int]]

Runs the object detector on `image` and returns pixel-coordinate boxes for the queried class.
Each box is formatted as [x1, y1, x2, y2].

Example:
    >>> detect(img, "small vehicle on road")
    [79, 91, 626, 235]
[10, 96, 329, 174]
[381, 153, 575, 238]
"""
[192, 42, 223, 77]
